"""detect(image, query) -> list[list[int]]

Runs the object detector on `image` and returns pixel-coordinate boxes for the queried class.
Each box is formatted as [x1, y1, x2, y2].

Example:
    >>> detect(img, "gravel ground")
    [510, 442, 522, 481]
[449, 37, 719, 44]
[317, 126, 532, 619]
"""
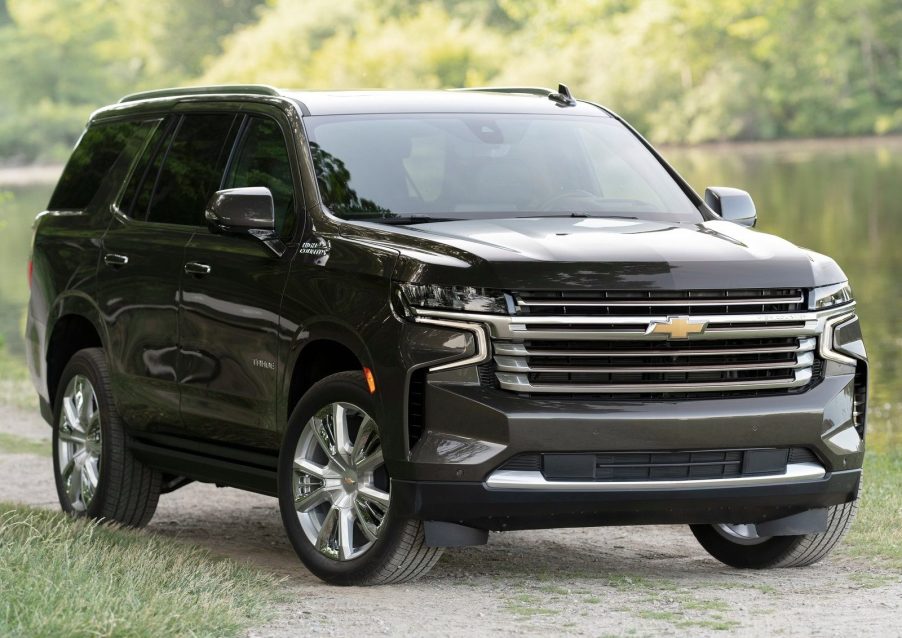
[1, 404, 900, 637]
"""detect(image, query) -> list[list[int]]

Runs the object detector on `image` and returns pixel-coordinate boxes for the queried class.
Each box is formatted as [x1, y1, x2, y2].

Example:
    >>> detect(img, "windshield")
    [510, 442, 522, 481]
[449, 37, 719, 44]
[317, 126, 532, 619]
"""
[304, 113, 702, 223]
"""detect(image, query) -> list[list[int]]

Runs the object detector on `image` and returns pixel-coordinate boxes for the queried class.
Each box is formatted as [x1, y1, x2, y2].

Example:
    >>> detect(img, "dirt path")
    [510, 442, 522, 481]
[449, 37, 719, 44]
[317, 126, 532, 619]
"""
[1, 404, 899, 637]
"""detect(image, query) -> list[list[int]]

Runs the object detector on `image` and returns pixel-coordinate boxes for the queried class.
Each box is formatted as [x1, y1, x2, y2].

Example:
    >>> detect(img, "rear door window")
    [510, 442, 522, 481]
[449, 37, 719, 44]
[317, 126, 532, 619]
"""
[143, 113, 240, 226]
[48, 119, 157, 211]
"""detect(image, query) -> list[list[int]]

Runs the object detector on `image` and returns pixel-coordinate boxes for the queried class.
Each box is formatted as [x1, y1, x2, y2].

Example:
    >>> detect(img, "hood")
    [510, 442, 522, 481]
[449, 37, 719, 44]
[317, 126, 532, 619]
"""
[340, 216, 845, 290]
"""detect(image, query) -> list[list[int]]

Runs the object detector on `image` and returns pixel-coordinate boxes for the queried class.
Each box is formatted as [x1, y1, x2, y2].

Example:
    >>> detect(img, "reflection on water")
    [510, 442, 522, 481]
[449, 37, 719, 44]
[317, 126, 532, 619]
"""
[2, 137, 900, 445]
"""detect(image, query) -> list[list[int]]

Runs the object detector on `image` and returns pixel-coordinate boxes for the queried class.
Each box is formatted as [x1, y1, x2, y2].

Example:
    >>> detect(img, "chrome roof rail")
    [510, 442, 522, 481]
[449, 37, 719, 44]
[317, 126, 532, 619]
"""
[119, 84, 281, 103]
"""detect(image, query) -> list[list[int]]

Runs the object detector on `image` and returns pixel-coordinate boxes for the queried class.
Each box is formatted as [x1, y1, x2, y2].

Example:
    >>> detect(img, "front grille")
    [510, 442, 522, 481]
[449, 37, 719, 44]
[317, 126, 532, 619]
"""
[515, 288, 806, 316]
[491, 289, 820, 397]
[500, 447, 815, 482]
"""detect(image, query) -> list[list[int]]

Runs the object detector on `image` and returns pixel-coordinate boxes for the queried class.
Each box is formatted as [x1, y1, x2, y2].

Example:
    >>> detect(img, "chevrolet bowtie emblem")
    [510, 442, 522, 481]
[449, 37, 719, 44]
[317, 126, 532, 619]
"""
[646, 316, 708, 339]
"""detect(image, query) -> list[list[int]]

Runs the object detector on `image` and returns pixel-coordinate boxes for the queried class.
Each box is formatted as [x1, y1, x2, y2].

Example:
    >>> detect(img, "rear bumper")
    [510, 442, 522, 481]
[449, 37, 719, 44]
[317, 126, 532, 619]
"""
[392, 468, 861, 531]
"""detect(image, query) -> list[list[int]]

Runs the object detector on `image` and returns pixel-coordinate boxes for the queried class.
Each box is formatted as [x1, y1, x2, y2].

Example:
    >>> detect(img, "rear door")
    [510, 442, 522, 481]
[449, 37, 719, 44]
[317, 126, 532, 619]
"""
[177, 107, 302, 447]
[98, 111, 240, 432]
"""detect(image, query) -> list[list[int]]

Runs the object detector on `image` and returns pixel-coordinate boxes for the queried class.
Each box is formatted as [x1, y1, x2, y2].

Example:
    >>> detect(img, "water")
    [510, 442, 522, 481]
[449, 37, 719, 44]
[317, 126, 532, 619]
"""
[1, 138, 900, 445]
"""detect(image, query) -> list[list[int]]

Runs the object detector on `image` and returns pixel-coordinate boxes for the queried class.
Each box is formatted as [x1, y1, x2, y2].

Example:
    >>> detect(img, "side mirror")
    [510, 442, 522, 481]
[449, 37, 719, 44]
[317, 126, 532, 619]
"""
[205, 187, 275, 235]
[704, 186, 757, 228]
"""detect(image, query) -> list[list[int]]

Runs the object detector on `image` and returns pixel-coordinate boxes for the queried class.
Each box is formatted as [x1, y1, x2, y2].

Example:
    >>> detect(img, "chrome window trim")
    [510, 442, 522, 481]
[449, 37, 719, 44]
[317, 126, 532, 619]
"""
[485, 462, 826, 491]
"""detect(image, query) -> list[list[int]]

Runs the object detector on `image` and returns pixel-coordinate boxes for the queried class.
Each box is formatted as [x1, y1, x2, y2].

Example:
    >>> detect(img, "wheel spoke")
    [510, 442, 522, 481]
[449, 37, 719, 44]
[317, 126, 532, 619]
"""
[358, 485, 390, 509]
[351, 416, 377, 463]
[76, 377, 90, 421]
[357, 448, 384, 475]
[61, 457, 75, 481]
[332, 403, 351, 460]
[293, 458, 333, 481]
[63, 397, 81, 432]
[66, 460, 83, 504]
[337, 507, 356, 560]
[81, 461, 97, 504]
[353, 499, 380, 542]
[311, 412, 339, 462]
[316, 506, 339, 557]
[59, 429, 86, 445]
[294, 486, 331, 513]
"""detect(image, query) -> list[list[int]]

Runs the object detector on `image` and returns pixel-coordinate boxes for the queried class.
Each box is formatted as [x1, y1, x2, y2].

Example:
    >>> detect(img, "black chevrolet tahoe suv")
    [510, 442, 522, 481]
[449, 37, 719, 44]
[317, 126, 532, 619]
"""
[27, 85, 867, 585]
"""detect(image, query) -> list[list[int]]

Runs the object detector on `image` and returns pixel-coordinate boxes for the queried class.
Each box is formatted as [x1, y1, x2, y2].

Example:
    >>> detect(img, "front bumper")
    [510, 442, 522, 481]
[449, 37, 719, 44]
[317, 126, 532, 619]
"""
[392, 468, 861, 531]
[384, 307, 866, 531]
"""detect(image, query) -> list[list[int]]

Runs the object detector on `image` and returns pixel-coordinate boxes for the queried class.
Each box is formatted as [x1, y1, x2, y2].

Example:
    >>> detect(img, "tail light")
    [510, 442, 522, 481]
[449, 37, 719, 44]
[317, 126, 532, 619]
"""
[27, 259, 33, 288]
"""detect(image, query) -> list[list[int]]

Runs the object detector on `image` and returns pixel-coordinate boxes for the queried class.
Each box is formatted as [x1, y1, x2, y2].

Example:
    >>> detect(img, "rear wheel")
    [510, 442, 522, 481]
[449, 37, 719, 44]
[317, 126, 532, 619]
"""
[52, 348, 161, 526]
[690, 500, 858, 568]
[278, 371, 442, 585]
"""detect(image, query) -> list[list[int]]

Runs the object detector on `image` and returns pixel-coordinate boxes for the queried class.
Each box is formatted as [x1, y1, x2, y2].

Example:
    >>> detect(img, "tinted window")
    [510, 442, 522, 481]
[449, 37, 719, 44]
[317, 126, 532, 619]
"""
[305, 114, 701, 223]
[119, 116, 176, 218]
[145, 113, 239, 226]
[225, 116, 296, 238]
[48, 120, 156, 210]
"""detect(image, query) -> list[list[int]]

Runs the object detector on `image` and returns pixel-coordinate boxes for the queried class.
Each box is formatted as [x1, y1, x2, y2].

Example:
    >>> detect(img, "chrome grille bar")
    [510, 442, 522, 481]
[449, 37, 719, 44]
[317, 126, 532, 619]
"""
[494, 337, 816, 358]
[517, 295, 805, 308]
[495, 367, 813, 394]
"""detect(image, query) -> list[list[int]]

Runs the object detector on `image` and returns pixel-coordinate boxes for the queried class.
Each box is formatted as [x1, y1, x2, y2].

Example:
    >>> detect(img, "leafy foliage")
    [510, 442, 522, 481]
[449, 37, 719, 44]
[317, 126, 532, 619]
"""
[1, 0, 901, 161]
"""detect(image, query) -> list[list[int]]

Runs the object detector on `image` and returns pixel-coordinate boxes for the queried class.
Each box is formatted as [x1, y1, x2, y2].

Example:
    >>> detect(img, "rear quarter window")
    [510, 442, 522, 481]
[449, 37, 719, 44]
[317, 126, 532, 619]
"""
[48, 119, 157, 211]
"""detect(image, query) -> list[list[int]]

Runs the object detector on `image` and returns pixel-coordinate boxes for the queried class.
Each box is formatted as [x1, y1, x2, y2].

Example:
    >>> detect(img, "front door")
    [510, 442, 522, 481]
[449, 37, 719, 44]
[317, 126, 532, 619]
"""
[177, 111, 301, 448]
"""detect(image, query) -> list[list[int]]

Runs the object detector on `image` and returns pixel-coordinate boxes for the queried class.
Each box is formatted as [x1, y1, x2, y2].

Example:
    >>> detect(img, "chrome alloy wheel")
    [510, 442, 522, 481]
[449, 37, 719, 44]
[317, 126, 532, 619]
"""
[292, 402, 390, 561]
[713, 523, 771, 546]
[57, 374, 102, 511]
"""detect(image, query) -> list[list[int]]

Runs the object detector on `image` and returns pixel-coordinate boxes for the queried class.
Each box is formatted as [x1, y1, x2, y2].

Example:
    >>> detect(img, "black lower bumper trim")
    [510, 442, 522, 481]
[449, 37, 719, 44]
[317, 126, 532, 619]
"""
[391, 470, 861, 531]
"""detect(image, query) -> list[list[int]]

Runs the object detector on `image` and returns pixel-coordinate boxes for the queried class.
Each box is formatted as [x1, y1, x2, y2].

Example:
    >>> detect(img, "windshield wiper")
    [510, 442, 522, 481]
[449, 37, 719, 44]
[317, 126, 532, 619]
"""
[367, 215, 462, 225]
[518, 213, 639, 219]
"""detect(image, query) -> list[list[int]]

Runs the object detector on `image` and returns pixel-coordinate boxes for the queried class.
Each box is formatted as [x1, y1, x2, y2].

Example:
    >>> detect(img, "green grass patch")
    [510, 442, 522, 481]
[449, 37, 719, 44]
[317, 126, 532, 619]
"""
[844, 451, 902, 568]
[0, 504, 284, 637]
[0, 432, 49, 456]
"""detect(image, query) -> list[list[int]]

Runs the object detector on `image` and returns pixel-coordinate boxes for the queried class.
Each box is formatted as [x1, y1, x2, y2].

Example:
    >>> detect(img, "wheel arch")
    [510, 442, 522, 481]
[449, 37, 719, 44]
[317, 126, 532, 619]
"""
[45, 293, 108, 407]
[283, 322, 373, 422]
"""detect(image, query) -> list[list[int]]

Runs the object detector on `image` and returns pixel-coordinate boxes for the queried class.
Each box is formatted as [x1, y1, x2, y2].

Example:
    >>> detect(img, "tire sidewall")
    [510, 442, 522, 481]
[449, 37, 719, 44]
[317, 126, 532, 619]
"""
[278, 371, 408, 585]
[690, 523, 800, 568]
[52, 349, 116, 519]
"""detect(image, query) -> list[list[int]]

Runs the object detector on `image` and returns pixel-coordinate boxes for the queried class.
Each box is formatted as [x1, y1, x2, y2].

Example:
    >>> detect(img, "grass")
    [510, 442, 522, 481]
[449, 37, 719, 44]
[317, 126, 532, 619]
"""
[843, 450, 902, 568]
[0, 432, 49, 456]
[0, 504, 284, 638]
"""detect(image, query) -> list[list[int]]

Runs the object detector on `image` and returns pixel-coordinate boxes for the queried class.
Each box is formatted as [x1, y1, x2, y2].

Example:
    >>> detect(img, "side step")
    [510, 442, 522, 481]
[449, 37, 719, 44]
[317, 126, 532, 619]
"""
[129, 436, 278, 497]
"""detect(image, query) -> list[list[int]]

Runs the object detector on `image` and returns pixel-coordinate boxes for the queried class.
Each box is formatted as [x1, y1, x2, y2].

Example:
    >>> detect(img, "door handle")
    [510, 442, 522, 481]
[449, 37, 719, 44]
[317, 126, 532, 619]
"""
[103, 253, 129, 268]
[184, 262, 212, 277]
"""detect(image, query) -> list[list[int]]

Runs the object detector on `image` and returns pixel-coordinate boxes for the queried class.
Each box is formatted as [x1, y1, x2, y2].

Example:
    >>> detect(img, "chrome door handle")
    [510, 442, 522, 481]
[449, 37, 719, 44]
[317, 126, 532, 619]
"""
[184, 262, 212, 276]
[103, 253, 129, 267]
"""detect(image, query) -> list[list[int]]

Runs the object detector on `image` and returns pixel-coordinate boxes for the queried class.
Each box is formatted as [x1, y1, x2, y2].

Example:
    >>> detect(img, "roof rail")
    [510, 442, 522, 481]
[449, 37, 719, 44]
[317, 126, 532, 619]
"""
[119, 84, 281, 104]
[456, 84, 577, 107]
[455, 86, 555, 97]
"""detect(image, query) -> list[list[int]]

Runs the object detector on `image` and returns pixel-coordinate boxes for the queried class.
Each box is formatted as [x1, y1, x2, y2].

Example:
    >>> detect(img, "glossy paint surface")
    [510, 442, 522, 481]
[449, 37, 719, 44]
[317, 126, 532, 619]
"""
[25, 89, 867, 527]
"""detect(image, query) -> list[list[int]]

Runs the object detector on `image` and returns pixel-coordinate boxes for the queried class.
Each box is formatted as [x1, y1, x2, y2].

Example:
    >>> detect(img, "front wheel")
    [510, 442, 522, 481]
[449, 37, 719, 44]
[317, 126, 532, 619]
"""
[278, 371, 442, 585]
[690, 500, 858, 569]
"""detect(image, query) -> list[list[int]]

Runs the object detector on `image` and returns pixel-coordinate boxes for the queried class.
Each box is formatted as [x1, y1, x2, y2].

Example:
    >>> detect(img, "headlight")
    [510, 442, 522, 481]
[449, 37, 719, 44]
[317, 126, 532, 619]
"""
[810, 282, 853, 310]
[397, 283, 507, 314]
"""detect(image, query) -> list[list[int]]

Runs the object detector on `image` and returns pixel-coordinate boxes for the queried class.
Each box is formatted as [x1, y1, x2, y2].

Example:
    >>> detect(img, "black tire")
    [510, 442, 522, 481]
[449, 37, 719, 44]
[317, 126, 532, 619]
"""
[278, 371, 442, 585]
[52, 348, 161, 527]
[690, 500, 858, 568]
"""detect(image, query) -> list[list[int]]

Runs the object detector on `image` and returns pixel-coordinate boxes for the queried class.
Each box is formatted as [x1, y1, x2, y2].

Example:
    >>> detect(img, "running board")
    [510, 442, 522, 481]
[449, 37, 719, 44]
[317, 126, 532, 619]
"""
[129, 438, 278, 497]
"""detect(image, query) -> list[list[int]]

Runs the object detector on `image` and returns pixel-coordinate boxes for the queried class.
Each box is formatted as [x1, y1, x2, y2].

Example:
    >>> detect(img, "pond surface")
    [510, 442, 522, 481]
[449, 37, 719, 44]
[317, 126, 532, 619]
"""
[1, 137, 899, 446]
